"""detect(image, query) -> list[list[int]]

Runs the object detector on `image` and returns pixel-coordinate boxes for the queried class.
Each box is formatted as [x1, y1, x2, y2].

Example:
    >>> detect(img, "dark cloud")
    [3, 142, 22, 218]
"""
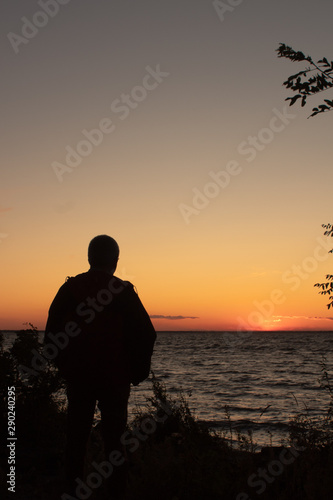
[150, 315, 199, 320]
[312, 316, 333, 321]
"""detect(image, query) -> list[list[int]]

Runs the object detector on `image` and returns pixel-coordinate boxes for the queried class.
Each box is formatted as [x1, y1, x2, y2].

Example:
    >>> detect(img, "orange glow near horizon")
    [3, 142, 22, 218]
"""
[1, 229, 333, 333]
[1, 231, 333, 333]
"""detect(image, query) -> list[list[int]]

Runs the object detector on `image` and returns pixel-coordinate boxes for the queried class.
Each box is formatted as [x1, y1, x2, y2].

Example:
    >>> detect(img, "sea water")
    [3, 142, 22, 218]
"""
[131, 331, 333, 446]
[2, 330, 333, 446]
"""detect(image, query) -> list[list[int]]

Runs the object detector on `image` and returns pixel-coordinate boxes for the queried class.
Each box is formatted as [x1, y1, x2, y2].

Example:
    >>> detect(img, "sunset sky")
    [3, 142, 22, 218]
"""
[1, 0, 333, 332]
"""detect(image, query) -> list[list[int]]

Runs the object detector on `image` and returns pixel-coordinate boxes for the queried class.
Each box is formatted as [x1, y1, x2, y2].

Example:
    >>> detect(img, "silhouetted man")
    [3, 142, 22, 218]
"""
[44, 235, 156, 499]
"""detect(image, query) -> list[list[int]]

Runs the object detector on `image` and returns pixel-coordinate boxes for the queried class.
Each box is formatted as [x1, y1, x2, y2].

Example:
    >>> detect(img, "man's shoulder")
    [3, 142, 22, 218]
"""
[67, 272, 135, 296]
[112, 277, 136, 298]
[113, 276, 134, 289]
[66, 271, 89, 282]
[53, 272, 87, 288]
[55, 272, 88, 293]
[57, 272, 136, 302]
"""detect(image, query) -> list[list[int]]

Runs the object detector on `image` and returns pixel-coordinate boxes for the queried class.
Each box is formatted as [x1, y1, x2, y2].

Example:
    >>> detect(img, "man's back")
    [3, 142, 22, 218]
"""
[45, 269, 156, 386]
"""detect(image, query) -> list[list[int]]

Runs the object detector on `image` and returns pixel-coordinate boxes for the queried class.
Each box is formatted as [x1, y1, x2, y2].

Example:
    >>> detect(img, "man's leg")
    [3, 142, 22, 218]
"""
[65, 382, 97, 493]
[97, 384, 130, 499]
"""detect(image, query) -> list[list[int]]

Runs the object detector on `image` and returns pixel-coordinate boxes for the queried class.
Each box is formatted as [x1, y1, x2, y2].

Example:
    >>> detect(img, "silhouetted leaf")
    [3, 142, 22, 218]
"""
[277, 43, 333, 118]
[286, 94, 302, 106]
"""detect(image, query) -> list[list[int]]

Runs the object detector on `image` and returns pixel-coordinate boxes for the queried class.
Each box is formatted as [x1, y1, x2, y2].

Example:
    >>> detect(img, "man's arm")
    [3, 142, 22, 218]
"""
[120, 284, 156, 386]
[44, 280, 77, 370]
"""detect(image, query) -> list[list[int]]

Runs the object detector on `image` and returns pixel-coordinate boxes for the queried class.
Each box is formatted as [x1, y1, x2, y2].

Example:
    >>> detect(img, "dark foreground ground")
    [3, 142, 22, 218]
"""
[1, 427, 332, 500]
[1, 329, 332, 500]
[1, 385, 332, 500]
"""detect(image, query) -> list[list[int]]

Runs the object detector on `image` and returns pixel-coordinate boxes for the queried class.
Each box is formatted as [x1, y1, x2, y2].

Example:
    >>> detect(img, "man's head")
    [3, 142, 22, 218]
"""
[88, 235, 119, 273]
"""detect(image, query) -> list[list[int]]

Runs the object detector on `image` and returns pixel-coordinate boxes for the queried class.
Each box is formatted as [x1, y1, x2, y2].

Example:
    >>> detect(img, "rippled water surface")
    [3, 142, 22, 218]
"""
[130, 331, 333, 445]
[3, 330, 333, 446]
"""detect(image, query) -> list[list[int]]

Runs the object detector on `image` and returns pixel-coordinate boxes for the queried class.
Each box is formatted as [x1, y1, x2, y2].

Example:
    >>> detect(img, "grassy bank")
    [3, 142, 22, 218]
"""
[1, 326, 332, 500]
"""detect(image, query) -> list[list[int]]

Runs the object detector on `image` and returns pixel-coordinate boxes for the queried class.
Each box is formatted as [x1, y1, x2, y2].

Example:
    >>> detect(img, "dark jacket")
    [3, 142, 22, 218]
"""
[44, 269, 156, 386]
